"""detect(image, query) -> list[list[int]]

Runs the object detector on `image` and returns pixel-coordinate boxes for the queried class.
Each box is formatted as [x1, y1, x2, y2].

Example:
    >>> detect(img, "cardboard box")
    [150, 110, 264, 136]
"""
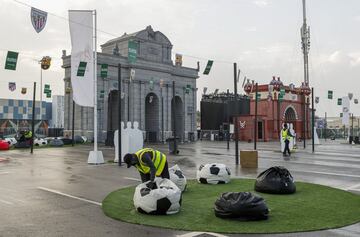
[240, 150, 258, 168]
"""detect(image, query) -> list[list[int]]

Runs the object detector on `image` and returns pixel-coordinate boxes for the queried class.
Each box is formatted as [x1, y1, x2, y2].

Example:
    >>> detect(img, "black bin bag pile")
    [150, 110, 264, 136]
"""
[214, 192, 269, 220]
[255, 166, 296, 194]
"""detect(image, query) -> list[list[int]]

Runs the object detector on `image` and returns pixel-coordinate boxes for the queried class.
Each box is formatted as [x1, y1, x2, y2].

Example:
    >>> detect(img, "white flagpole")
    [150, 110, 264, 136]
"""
[94, 9, 98, 152]
[87, 9, 104, 164]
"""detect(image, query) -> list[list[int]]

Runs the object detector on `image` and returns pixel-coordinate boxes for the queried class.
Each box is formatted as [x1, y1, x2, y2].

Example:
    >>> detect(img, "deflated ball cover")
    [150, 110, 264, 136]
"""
[255, 166, 296, 194]
[214, 192, 269, 220]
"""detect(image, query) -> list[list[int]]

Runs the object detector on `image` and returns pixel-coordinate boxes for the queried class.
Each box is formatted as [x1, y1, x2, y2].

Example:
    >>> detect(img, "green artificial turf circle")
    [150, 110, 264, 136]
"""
[102, 179, 360, 234]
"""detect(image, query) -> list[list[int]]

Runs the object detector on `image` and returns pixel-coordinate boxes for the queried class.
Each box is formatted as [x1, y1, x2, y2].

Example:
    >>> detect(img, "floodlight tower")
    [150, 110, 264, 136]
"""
[301, 0, 310, 86]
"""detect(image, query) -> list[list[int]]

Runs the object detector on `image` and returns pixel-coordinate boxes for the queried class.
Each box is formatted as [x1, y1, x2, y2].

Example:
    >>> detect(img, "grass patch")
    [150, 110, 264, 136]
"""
[102, 179, 360, 234]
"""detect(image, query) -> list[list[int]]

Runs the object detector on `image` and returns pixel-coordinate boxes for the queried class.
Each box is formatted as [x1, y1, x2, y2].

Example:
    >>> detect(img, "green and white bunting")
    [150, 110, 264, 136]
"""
[77, 61, 87, 77]
[5, 51, 19, 70]
[337, 98, 342, 105]
[203, 60, 213, 75]
[128, 41, 138, 63]
[100, 64, 108, 78]
[46, 89, 52, 98]
[328, 90, 333, 99]
[44, 84, 50, 93]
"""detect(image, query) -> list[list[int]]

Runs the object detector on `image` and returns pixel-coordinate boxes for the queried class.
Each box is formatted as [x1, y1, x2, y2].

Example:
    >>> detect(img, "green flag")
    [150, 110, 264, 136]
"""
[185, 84, 191, 94]
[5, 51, 19, 70]
[203, 60, 213, 75]
[337, 98, 342, 105]
[128, 41, 138, 63]
[256, 93, 261, 101]
[279, 93, 284, 101]
[328, 90, 333, 99]
[77, 61, 87, 77]
[280, 88, 285, 96]
[101, 64, 108, 78]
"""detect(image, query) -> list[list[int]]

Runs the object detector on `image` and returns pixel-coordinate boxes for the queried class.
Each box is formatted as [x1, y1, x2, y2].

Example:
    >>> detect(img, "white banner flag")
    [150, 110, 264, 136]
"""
[342, 96, 350, 126]
[69, 10, 94, 107]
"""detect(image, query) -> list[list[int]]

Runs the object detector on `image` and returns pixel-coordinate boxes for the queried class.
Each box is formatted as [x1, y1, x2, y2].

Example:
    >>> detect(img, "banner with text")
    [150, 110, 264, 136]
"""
[69, 10, 94, 107]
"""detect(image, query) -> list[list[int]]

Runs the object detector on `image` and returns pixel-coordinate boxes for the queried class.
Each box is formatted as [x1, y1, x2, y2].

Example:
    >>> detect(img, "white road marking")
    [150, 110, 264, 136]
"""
[0, 172, 11, 175]
[124, 177, 141, 182]
[37, 187, 102, 206]
[292, 169, 360, 178]
[345, 183, 360, 191]
[0, 199, 13, 205]
[177, 232, 228, 237]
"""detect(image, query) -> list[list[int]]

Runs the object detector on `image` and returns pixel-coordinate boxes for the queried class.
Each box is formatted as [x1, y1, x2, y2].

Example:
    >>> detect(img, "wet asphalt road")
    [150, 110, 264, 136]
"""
[0, 140, 359, 237]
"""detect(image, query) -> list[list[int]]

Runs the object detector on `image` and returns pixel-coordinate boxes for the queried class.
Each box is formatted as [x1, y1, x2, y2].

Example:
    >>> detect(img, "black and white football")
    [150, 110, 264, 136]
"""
[197, 163, 231, 184]
[133, 178, 182, 215]
[169, 165, 187, 192]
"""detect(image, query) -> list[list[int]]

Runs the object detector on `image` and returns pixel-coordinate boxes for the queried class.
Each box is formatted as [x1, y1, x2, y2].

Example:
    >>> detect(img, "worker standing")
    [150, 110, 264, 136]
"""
[282, 124, 293, 157]
[124, 148, 169, 189]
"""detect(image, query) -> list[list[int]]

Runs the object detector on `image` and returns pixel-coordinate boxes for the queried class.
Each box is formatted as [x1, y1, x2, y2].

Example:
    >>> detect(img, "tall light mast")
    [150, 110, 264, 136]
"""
[301, 0, 310, 86]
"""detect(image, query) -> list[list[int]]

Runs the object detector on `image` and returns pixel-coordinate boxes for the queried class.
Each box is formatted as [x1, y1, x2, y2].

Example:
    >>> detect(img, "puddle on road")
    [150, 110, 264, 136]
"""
[174, 157, 196, 167]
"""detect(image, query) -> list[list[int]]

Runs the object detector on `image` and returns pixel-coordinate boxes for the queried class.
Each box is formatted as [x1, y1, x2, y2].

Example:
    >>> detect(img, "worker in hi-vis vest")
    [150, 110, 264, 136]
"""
[124, 148, 169, 189]
[281, 124, 294, 157]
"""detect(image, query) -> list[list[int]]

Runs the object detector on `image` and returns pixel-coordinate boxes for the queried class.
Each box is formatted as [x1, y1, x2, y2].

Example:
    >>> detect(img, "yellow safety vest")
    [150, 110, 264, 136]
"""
[282, 129, 291, 141]
[25, 131, 32, 139]
[135, 148, 166, 176]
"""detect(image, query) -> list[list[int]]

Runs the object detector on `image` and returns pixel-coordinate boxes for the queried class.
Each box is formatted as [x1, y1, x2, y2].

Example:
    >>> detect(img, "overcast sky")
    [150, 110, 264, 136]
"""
[1, 0, 360, 117]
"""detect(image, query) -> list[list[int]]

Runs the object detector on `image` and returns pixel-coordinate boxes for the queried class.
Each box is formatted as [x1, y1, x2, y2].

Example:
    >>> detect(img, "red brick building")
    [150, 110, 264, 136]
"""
[234, 77, 312, 142]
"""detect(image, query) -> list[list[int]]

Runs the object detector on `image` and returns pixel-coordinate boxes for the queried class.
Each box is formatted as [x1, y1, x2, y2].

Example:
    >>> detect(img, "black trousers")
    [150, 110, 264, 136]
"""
[139, 161, 170, 182]
[283, 140, 291, 155]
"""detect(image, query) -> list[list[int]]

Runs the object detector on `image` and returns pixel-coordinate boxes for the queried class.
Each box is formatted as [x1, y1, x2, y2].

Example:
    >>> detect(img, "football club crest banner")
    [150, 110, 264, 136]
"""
[348, 93, 353, 100]
[130, 68, 135, 81]
[9, 82, 16, 92]
[40, 56, 51, 70]
[203, 60, 213, 75]
[175, 54, 183, 66]
[69, 10, 94, 107]
[21, 88, 27, 94]
[31, 7, 47, 33]
[342, 96, 350, 126]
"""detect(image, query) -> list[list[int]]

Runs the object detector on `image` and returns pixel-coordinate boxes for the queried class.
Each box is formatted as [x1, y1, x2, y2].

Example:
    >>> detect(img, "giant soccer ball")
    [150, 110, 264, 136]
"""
[34, 138, 47, 146]
[133, 178, 182, 215]
[197, 163, 231, 184]
[169, 165, 187, 192]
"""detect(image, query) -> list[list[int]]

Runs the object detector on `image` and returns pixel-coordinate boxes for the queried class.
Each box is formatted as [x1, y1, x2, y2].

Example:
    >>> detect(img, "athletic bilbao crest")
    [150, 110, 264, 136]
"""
[8, 82, 16, 92]
[31, 7, 47, 33]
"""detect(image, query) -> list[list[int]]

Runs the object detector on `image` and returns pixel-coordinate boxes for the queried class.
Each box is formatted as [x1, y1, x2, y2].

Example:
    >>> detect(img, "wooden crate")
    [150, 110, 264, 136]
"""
[240, 150, 258, 168]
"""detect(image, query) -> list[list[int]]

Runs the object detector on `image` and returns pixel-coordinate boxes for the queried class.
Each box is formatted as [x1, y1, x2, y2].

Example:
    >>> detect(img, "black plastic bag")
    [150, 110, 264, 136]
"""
[214, 192, 269, 220]
[255, 166, 296, 194]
